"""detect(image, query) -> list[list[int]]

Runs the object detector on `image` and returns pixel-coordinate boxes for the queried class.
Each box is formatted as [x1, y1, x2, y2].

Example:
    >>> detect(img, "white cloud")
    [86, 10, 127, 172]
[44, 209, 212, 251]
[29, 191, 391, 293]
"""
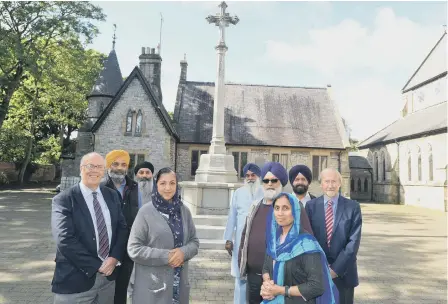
[263, 7, 442, 140]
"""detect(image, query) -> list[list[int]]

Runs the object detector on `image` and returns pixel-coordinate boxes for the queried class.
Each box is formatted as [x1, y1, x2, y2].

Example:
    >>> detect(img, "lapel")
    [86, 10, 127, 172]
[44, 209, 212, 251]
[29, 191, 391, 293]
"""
[317, 196, 328, 249]
[333, 195, 345, 233]
[100, 186, 116, 233]
[73, 184, 96, 237]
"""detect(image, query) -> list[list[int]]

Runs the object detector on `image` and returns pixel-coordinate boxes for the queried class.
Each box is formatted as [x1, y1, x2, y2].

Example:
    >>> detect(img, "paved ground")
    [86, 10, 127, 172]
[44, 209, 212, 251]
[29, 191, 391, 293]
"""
[0, 189, 446, 304]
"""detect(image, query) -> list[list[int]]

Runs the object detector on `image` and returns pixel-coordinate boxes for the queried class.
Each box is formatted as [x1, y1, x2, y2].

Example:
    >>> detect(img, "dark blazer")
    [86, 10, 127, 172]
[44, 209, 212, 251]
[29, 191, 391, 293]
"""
[102, 175, 139, 232]
[262, 250, 325, 303]
[51, 183, 128, 294]
[305, 195, 362, 288]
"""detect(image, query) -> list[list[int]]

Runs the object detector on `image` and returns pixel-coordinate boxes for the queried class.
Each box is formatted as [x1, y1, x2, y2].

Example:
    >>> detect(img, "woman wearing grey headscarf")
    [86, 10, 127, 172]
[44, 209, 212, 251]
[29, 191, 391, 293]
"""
[127, 168, 199, 304]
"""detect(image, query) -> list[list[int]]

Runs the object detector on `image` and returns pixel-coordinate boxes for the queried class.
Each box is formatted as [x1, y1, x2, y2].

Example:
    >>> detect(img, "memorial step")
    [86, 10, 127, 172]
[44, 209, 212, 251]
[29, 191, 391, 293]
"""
[199, 239, 225, 250]
[193, 215, 228, 226]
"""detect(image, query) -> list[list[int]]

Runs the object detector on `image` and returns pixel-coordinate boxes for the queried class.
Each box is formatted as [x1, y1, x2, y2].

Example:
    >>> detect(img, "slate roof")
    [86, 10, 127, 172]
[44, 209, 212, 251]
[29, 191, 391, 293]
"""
[89, 49, 123, 97]
[92, 67, 178, 139]
[349, 155, 372, 169]
[174, 82, 349, 149]
[359, 101, 447, 149]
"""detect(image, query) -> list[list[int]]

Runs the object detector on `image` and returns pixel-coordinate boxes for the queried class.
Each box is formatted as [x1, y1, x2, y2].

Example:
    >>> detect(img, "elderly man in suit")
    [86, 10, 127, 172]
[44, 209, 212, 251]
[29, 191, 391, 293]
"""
[305, 168, 362, 304]
[51, 152, 128, 303]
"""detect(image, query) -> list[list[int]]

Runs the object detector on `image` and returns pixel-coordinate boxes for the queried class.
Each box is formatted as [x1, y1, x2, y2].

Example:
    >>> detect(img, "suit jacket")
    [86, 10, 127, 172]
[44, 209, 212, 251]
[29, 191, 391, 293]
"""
[305, 195, 362, 288]
[51, 183, 128, 294]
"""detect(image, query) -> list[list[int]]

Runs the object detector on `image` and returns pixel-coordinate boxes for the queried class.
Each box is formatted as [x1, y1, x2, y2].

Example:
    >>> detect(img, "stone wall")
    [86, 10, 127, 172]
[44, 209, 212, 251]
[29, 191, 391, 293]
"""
[94, 77, 175, 173]
[350, 168, 372, 201]
[0, 162, 56, 183]
[360, 132, 447, 211]
[176, 145, 351, 197]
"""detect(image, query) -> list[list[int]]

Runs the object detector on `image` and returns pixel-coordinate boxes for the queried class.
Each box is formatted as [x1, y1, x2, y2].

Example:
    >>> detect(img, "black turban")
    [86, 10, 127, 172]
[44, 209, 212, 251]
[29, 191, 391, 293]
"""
[289, 165, 312, 185]
[260, 162, 288, 186]
[243, 163, 261, 177]
[134, 161, 155, 175]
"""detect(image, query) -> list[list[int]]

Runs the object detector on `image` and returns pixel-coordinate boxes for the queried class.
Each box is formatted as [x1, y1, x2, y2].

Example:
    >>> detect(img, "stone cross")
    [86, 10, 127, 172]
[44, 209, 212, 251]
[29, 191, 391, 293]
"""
[204, 1, 239, 155]
[206, 2, 239, 48]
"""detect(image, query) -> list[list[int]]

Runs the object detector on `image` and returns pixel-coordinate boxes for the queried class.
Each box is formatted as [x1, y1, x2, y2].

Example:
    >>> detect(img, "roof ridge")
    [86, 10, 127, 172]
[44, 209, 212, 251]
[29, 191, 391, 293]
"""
[186, 80, 328, 90]
[402, 31, 447, 91]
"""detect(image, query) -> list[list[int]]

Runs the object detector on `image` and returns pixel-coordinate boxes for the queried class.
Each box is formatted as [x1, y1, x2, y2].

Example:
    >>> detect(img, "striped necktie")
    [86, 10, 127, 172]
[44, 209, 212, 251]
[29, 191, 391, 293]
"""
[92, 192, 109, 259]
[325, 200, 334, 247]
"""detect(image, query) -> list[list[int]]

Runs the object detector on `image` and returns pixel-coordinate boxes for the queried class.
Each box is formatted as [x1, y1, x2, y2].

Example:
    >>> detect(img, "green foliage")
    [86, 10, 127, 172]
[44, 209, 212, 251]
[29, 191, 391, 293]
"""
[0, 1, 106, 129]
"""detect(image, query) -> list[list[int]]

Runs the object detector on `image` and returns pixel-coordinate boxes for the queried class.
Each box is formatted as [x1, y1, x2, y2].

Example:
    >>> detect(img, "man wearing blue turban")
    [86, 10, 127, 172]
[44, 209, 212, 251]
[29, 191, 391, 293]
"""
[224, 163, 263, 304]
[238, 162, 313, 304]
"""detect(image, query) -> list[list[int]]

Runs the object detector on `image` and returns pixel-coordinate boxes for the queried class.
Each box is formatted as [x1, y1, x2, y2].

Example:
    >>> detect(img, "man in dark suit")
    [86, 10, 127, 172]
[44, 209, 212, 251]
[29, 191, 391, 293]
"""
[51, 152, 128, 303]
[305, 168, 362, 304]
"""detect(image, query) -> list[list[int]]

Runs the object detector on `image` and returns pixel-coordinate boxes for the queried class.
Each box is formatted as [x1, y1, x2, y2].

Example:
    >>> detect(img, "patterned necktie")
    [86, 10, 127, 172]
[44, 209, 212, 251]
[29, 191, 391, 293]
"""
[325, 200, 334, 247]
[92, 192, 109, 259]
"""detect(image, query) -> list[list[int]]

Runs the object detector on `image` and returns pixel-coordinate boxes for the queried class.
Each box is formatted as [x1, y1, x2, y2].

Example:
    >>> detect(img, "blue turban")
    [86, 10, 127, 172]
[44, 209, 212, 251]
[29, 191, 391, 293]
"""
[242, 163, 261, 177]
[289, 165, 313, 185]
[261, 162, 288, 186]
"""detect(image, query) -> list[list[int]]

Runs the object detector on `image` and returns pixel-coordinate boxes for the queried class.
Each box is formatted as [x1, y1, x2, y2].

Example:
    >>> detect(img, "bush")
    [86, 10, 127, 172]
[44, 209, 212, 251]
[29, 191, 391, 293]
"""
[0, 172, 9, 185]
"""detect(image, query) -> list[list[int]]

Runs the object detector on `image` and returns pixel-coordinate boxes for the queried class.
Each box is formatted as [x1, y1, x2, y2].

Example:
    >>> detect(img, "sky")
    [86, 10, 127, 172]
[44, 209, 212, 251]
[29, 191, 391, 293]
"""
[89, 1, 447, 141]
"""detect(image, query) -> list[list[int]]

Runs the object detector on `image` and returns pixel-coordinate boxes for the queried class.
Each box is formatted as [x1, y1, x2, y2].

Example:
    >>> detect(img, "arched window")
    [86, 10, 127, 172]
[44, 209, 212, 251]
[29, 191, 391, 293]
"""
[135, 110, 142, 134]
[350, 178, 354, 192]
[417, 146, 422, 181]
[357, 178, 362, 192]
[126, 109, 133, 133]
[374, 152, 379, 181]
[364, 178, 368, 192]
[428, 144, 434, 181]
[382, 151, 386, 181]
[407, 150, 412, 181]
[99, 101, 104, 114]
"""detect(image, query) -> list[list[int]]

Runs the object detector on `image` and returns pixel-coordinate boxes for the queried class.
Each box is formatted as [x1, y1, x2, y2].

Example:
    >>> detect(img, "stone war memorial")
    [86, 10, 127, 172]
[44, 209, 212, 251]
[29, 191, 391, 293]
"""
[180, 2, 242, 217]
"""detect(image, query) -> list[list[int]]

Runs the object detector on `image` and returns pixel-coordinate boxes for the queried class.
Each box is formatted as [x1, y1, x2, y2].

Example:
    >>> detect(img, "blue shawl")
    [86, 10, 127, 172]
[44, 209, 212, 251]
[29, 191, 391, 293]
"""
[263, 193, 339, 304]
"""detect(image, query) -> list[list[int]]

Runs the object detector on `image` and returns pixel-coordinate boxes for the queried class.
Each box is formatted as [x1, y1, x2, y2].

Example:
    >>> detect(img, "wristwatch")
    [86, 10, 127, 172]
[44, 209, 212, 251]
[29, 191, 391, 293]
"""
[285, 286, 290, 298]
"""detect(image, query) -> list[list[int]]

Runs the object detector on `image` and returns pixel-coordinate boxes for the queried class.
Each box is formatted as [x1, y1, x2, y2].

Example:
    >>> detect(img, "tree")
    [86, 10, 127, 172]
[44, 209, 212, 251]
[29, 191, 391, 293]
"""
[0, 1, 105, 129]
[0, 38, 105, 183]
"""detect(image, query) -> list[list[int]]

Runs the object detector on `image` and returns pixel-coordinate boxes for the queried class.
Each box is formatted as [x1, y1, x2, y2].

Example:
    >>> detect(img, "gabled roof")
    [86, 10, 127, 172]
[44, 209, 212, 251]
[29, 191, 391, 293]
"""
[349, 155, 372, 169]
[92, 67, 178, 139]
[89, 49, 123, 97]
[359, 101, 447, 149]
[174, 81, 349, 149]
[402, 32, 447, 93]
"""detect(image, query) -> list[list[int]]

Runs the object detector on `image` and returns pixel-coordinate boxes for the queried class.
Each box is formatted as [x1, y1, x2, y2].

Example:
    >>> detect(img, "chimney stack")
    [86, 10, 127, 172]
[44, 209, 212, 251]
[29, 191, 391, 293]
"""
[180, 53, 188, 83]
[139, 46, 163, 102]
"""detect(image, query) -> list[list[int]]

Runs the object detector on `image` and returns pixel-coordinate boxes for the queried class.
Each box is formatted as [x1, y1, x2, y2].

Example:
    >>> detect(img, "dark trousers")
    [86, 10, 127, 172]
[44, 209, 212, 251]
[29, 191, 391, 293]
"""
[333, 277, 355, 304]
[246, 270, 263, 304]
[114, 254, 134, 304]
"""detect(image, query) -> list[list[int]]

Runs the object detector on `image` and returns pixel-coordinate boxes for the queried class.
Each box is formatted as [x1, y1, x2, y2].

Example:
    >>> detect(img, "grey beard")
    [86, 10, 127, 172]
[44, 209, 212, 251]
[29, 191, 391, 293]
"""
[245, 179, 260, 197]
[138, 180, 153, 200]
[263, 186, 282, 200]
[109, 172, 126, 184]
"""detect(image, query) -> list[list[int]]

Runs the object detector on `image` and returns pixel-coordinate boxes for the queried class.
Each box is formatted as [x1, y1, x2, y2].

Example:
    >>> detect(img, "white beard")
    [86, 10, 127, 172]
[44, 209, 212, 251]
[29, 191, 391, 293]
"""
[138, 179, 153, 202]
[244, 178, 260, 197]
[263, 184, 283, 200]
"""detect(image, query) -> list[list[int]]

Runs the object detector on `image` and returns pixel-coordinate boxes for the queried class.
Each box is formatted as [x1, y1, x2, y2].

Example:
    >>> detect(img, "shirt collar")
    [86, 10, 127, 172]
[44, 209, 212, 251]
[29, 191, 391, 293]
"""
[79, 181, 100, 196]
[324, 193, 339, 206]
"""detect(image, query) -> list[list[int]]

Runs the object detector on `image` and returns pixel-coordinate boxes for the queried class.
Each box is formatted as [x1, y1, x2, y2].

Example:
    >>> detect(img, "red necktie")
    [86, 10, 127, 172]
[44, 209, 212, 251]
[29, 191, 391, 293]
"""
[325, 200, 334, 247]
[92, 192, 109, 259]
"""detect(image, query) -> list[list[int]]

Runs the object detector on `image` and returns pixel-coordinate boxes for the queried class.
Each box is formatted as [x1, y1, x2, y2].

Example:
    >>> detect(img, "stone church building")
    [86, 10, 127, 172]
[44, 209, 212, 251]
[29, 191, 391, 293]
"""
[61, 44, 351, 197]
[357, 31, 447, 211]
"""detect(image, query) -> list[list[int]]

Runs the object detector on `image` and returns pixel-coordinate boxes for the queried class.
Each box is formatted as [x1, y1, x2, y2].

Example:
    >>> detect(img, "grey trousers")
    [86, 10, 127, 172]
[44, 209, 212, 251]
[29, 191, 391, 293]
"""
[53, 273, 115, 304]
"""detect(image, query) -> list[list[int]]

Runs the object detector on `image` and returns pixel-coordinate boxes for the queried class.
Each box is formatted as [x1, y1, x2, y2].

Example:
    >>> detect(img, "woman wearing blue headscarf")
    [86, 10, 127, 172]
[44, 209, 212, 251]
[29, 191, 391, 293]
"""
[260, 193, 339, 304]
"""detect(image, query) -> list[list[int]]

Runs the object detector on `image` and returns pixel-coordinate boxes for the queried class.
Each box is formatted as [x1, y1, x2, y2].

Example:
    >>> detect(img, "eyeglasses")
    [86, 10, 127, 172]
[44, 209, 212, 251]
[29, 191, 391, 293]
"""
[111, 162, 128, 168]
[82, 164, 105, 171]
[262, 178, 279, 184]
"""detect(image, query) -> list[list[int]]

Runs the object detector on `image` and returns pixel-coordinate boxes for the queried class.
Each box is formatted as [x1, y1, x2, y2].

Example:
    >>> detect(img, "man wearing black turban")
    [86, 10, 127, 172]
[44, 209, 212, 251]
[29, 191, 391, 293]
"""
[289, 164, 316, 207]
[134, 161, 155, 207]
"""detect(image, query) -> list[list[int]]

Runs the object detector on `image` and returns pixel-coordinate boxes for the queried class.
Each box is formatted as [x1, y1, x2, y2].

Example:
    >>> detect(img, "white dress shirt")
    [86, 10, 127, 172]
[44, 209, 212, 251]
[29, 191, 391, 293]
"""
[292, 191, 312, 207]
[79, 182, 112, 261]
